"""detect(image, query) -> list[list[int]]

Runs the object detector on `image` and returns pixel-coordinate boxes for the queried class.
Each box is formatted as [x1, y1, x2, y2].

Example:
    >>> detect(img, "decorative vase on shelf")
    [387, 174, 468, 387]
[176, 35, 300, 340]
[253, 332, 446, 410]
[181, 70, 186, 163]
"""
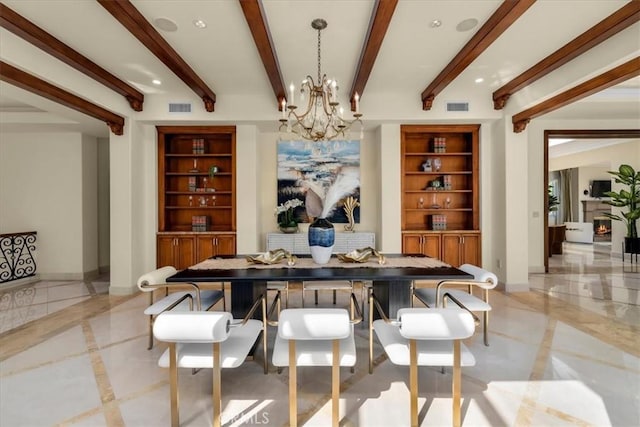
[279, 224, 299, 234]
[308, 217, 335, 264]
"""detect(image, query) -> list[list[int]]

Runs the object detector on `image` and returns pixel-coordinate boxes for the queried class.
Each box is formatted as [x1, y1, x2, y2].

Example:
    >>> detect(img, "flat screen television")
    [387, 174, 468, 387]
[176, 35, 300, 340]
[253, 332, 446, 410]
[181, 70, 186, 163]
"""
[590, 180, 611, 198]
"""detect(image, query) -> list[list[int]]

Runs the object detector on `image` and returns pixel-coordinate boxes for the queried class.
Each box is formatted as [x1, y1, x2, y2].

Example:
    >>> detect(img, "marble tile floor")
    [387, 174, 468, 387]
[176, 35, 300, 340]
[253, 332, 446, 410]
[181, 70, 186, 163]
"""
[0, 245, 638, 426]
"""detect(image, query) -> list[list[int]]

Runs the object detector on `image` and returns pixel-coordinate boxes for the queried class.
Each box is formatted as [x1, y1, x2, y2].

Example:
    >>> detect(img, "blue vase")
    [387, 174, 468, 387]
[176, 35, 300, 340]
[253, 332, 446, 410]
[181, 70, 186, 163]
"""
[308, 217, 335, 264]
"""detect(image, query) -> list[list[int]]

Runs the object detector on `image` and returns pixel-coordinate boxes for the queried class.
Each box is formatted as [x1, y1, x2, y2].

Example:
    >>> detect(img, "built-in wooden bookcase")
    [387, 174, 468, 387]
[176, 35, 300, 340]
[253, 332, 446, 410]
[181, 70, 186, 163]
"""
[401, 124, 481, 266]
[157, 126, 236, 269]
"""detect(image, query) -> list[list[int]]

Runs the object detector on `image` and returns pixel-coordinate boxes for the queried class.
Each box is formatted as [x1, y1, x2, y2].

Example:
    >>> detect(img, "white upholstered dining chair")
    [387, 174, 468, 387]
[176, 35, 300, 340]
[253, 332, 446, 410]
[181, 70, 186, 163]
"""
[371, 306, 476, 427]
[153, 299, 266, 427]
[412, 264, 498, 346]
[272, 308, 356, 427]
[137, 266, 225, 350]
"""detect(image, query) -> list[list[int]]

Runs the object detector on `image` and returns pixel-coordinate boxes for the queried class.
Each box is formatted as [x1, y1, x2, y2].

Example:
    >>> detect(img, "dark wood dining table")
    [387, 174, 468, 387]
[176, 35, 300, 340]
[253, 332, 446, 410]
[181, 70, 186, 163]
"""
[167, 254, 473, 319]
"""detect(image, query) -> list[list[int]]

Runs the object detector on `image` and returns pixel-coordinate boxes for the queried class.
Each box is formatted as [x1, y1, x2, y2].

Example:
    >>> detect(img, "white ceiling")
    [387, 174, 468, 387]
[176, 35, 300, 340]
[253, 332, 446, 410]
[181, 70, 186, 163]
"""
[0, 0, 639, 139]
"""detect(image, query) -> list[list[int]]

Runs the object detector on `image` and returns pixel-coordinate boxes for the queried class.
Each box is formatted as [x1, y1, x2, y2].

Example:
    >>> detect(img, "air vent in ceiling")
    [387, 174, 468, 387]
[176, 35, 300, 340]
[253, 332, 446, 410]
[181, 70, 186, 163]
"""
[169, 103, 192, 113]
[446, 102, 469, 112]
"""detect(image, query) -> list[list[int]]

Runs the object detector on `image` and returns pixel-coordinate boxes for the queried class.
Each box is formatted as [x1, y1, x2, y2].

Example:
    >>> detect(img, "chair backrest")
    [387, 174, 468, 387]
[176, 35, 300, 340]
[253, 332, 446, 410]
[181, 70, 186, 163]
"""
[137, 266, 178, 292]
[278, 308, 350, 340]
[458, 264, 498, 290]
[153, 311, 233, 343]
[397, 308, 475, 340]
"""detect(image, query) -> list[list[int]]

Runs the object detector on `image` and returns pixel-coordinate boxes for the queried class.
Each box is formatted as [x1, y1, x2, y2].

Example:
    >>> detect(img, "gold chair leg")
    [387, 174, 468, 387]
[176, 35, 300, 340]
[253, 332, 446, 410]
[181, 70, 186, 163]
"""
[410, 339, 418, 427]
[369, 293, 374, 374]
[213, 342, 222, 427]
[289, 340, 297, 427]
[332, 339, 340, 427]
[453, 340, 461, 427]
[262, 295, 268, 374]
[169, 343, 179, 427]
[483, 311, 489, 346]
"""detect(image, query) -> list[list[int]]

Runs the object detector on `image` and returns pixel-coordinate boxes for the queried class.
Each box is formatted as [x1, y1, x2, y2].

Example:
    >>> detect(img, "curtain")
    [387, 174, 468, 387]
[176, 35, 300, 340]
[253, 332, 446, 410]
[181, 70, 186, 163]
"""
[560, 169, 574, 222]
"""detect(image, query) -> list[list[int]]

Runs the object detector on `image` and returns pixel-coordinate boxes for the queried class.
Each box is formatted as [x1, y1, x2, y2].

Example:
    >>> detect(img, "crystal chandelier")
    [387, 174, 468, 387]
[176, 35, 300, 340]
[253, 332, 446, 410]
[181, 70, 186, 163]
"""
[279, 19, 363, 142]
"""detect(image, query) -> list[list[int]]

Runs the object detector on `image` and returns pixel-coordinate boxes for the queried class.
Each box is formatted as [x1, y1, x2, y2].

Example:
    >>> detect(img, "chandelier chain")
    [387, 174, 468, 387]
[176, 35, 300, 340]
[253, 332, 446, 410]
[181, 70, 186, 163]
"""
[317, 26, 322, 83]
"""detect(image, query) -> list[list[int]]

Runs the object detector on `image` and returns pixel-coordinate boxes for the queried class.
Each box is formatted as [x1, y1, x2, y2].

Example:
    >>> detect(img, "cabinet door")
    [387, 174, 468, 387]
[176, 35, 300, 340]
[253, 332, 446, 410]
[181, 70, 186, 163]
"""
[157, 236, 176, 268]
[422, 234, 441, 259]
[441, 234, 462, 266]
[460, 233, 481, 266]
[175, 236, 196, 270]
[214, 234, 236, 256]
[402, 234, 423, 255]
[196, 235, 216, 261]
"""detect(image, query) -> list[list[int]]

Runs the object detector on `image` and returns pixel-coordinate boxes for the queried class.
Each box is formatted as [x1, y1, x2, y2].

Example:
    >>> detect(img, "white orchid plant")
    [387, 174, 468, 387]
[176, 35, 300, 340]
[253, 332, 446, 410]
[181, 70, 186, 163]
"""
[275, 198, 304, 227]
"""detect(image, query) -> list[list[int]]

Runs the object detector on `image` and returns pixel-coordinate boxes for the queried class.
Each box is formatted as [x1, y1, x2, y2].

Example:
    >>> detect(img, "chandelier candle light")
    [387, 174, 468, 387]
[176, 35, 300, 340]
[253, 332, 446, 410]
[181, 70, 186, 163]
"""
[279, 18, 363, 142]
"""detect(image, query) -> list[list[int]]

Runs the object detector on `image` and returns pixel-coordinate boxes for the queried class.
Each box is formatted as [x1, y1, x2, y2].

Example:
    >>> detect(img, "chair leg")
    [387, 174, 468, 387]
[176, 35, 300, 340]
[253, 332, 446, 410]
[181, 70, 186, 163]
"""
[262, 296, 268, 375]
[409, 339, 418, 427]
[483, 311, 490, 346]
[332, 289, 337, 304]
[453, 340, 462, 427]
[369, 293, 374, 374]
[332, 339, 340, 427]
[213, 342, 222, 427]
[289, 340, 297, 427]
[315, 290, 319, 305]
[148, 315, 154, 350]
[285, 284, 289, 308]
[169, 343, 179, 427]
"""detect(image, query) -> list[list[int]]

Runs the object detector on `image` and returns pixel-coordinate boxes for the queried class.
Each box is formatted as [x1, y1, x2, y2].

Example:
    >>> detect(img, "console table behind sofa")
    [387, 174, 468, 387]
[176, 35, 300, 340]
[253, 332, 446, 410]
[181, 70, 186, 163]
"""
[266, 232, 375, 254]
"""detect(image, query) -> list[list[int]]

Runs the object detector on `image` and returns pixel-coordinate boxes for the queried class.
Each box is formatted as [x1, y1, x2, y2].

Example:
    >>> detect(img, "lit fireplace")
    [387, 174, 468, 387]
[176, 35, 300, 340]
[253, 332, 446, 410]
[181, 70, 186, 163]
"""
[593, 218, 611, 241]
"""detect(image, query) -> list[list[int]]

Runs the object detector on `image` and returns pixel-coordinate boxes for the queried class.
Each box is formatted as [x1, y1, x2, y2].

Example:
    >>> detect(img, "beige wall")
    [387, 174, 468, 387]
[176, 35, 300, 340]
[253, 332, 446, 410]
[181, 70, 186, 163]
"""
[0, 132, 96, 279]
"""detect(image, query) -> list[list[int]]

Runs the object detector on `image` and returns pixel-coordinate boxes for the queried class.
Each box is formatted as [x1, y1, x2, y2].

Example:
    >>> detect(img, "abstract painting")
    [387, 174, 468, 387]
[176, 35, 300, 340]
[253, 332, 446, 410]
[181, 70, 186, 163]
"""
[277, 140, 360, 223]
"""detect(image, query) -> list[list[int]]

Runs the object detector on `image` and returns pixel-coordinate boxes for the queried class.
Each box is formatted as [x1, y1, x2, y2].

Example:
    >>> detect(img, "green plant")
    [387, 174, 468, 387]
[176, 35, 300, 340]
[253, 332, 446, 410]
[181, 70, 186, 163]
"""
[208, 165, 219, 180]
[548, 185, 559, 212]
[603, 164, 640, 238]
[275, 199, 304, 227]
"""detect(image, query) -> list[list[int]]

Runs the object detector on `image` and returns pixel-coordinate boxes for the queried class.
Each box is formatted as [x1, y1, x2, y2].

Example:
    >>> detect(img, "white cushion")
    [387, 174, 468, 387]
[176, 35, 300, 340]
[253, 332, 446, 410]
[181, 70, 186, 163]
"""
[458, 264, 498, 289]
[143, 289, 224, 315]
[158, 319, 262, 369]
[374, 319, 475, 367]
[397, 308, 475, 340]
[278, 309, 351, 340]
[272, 331, 356, 367]
[414, 288, 491, 311]
[154, 311, 232, 343]
[137, 266, 178, 291]
[303, 280, 353, 290]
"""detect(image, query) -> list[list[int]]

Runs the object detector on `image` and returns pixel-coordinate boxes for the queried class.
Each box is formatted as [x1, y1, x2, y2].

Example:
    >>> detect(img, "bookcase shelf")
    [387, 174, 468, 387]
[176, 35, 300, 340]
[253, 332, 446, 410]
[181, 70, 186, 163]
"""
[401, 124, 481, 267]
[157, 126, 237, 269]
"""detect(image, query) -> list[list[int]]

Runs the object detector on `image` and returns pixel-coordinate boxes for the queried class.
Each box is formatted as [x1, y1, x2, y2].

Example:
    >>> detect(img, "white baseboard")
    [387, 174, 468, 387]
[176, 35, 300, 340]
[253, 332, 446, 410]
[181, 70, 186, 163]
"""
[0, 274, 40, 290]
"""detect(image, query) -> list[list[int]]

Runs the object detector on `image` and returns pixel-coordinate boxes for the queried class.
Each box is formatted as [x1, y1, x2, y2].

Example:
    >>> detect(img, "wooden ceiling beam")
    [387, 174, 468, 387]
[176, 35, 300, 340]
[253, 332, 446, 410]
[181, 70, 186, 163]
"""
[0, 3, 144, 111]
[512, 57, 640, 133]
[238, 0, 286, 109]
[421, 0, 535, 110]
[494, 2, 640, 110]
[97, 0, 216, 112]
[0, 61, 125, 135]
[349, 0, 398, 111]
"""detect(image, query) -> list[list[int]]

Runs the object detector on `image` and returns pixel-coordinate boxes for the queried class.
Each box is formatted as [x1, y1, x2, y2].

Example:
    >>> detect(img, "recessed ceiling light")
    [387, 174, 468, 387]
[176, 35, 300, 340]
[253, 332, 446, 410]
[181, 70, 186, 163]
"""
[456, 18, 478, 32]
[193, 19, 207, 29]
[152, 79, 162, 86]
[154, 17, 178, 32]
[430, 19, 442, 28]
[475, 77, 484, 83]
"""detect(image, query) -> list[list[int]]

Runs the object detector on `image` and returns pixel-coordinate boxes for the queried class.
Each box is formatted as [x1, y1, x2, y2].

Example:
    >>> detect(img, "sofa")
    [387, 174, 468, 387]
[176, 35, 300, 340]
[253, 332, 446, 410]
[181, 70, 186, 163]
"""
[564, 222, 593, 243]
